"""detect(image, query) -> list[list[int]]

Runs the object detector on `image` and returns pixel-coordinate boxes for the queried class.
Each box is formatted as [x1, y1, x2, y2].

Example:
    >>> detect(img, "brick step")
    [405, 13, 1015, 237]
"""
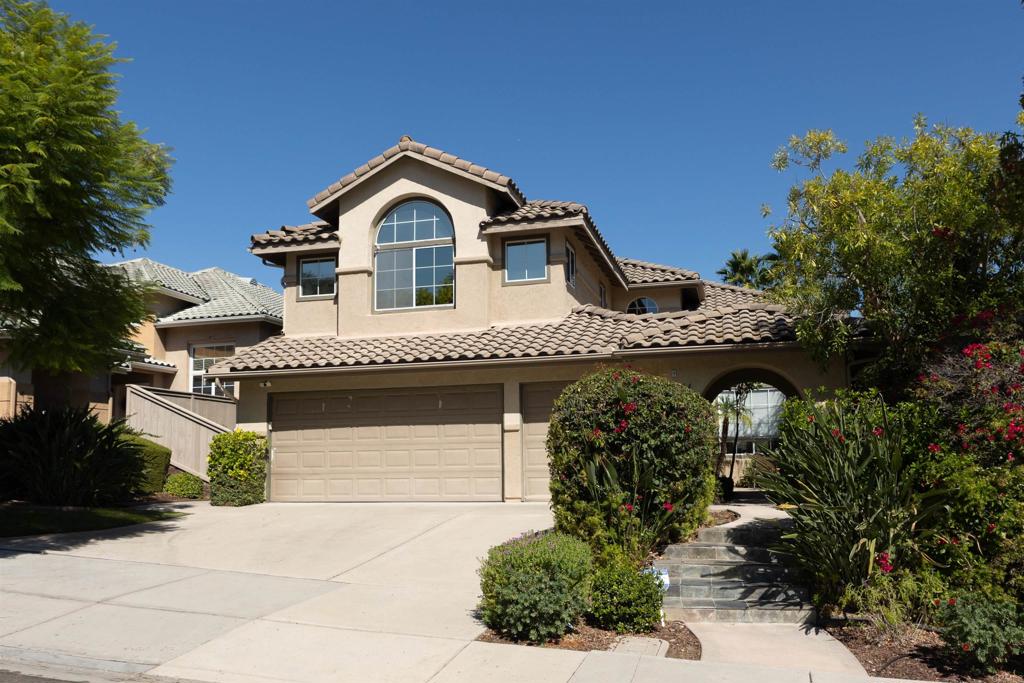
[661, 542, 783, 563]
[655, 559, 794, 582]
[664, 578, 809, 602]
[663, 597, 816, 624]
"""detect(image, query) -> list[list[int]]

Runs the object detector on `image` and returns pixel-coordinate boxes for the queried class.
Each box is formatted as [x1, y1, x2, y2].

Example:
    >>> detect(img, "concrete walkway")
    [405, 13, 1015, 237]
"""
[0, 500, 884, 682]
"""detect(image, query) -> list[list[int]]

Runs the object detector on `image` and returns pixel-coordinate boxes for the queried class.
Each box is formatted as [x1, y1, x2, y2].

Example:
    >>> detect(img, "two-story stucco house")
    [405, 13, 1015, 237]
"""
[209, 136, 848, 503]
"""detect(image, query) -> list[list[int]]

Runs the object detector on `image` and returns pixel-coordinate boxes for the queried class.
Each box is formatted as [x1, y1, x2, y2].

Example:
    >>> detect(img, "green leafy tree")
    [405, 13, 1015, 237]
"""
[716, 248, 778, 290]
[0, 0, 172, 373]
[767, 118, 1024, 393]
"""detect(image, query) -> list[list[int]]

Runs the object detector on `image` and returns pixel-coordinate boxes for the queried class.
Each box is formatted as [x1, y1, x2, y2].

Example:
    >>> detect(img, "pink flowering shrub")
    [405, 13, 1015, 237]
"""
[547, 366, 716, 565]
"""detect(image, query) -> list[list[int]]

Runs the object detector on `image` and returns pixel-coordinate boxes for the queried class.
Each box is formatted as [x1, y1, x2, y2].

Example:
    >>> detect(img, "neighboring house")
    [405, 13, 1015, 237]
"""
[0, 259, 283, 423]
[205, 135, 849, 503]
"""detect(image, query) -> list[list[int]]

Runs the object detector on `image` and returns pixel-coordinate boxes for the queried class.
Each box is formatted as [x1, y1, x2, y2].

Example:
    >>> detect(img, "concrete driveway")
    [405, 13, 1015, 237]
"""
[0, 501, 555, 682]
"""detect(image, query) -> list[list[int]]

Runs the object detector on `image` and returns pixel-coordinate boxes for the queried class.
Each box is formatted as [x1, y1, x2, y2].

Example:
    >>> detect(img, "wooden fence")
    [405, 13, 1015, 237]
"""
[125, 384, 235, 480]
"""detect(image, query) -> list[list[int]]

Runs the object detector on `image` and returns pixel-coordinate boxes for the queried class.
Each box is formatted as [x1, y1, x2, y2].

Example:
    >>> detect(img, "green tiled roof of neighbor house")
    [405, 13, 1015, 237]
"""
[112, 258, 283, 326]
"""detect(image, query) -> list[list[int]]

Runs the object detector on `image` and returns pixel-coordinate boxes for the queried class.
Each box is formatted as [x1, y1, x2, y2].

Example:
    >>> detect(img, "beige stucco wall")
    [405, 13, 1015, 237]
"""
[159, 321, 279, 395]
[0, 347, 33, 419]
[282, 252, 338, 337]
[233, 344, 847, 501]
[611, 284, 685, 313]
[271, 157, 637, 338]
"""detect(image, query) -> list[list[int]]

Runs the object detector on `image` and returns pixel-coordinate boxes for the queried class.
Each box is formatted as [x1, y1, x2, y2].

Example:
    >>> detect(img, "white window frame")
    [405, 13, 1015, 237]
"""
[189, 343, 236, 397]
[627, 297, 660, 314]
[298, 256, 336, 299]
[599, 282, 607, 308]
[504, 238, 548, 283]
[373, 243, 455, 312]
[565, 241, 576, 288]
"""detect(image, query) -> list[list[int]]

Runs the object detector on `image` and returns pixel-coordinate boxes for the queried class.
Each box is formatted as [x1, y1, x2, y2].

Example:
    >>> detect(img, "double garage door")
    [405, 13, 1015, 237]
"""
[270, 385, 503, 502]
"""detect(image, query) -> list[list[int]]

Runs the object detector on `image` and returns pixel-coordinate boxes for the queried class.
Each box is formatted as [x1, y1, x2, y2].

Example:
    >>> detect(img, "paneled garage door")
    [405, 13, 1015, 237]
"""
[269, 385, 503, 502]
[521, 382, 569, 502]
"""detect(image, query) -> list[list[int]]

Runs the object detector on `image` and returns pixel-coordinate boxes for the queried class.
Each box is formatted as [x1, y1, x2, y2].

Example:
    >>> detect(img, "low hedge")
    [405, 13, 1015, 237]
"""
[126, 436, 171, 494]
[589, 553, 664, 633]
[208, 430, 267, 506]
[478, 531, 592, 643]
[164, 471, 204, 499]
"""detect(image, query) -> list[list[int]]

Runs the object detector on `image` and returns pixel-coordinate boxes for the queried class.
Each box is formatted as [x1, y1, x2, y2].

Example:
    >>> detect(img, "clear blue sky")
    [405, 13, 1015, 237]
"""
[53, 0, 1023, 288]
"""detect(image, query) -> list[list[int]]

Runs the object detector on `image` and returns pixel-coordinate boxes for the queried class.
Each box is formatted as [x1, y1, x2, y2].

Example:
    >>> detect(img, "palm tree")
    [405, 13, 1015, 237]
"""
[716, 249, 779, 290]
[713, 394, 752, 476]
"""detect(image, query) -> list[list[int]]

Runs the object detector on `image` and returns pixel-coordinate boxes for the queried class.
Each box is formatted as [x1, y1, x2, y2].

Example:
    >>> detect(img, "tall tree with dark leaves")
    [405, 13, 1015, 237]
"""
[0, 0, 172, 374]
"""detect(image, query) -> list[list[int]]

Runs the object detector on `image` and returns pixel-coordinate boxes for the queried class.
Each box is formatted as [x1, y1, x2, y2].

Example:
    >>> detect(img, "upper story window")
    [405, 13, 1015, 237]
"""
[191, 343, 235, 397]
[627, 297, 659, 314]
[565, 242, 576, 288]
[505, 238, 547, 283]
[299, 257, 336, 298]
[599, 283, 607, 308]
[375, 200, 454, 310]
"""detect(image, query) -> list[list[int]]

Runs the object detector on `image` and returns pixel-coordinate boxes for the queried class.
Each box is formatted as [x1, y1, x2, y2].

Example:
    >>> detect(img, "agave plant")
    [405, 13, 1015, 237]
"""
[758, 396, 949, 605]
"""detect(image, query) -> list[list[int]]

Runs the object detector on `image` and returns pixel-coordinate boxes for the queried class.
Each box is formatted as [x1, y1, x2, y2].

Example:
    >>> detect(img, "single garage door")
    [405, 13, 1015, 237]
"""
[270, 385, 503, 502]
[521, 381, 569, 502]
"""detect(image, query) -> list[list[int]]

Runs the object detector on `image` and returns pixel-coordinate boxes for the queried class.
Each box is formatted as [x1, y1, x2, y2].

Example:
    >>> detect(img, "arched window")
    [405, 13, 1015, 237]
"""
[626, 297, 659, 314]
[375, 200, 454, 310]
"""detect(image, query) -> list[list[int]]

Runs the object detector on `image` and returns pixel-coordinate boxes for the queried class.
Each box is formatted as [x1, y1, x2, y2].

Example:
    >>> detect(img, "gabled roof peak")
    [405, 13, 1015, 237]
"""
[307, 136, 526, 212]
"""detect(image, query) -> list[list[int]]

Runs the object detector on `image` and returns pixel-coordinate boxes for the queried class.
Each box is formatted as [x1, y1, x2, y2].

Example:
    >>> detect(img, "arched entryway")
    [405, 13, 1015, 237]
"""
[702, 367, 801, 493]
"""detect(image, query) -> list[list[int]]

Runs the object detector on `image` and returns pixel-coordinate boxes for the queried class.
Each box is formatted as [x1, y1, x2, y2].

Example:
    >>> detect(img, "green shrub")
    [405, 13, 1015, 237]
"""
[758, 392, 949, 607]
[208, 430, 267, 506]
[912, 340, 1024, 605]
[938, 593, 1024, 672]
[164, 472, 204, 499]
[478, 531, 592, 643]
[589, 553, 664, 633]
[0, 406, 145, 505]
[547, 367, 716, 564]
[837, 568, 946, 629]
[126, 436, 171, 494]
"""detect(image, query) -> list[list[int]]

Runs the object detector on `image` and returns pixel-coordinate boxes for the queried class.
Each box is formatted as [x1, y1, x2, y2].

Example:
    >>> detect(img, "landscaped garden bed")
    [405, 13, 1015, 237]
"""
[477, 620, 701, 660]
[827, 622, 1023, 683]
[476, 368, 717, 660]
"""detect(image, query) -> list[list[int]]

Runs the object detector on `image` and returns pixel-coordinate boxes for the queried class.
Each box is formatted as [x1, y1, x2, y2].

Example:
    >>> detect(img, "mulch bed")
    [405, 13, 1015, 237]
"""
[827, 622, 1023, 683]
[478, 621, 701, 660]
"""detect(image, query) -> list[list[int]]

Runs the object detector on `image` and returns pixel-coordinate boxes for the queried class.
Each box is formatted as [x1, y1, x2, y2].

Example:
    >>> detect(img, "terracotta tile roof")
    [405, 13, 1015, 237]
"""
[480, 200, 588, 225]
[211, 302, 795, 375]
[701, 282, 767, 307]
[618, 258, 700, 284]
[481, 200, 627, 286]
[111, 258, 283, 326]
[307, 136, 525, 209]
[251, 222, 336, 249]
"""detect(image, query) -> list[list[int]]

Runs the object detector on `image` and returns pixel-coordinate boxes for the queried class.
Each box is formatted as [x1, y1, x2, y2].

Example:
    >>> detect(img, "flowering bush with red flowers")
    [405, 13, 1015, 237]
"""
[937, 592, 1024, 672]
[913, 340, 1024, 605]
[547, 366, 717, 565]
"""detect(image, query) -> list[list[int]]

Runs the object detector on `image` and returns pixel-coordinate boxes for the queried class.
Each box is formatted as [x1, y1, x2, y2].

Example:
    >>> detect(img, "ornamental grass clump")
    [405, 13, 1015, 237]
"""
[478, 531, 592, 643]
[547, 367, 717, 564]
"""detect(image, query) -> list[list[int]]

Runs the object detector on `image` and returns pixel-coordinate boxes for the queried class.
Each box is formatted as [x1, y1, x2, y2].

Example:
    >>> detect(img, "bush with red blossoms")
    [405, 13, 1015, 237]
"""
[547, 366, 717, 566]
[913, 339, 1024, 606]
